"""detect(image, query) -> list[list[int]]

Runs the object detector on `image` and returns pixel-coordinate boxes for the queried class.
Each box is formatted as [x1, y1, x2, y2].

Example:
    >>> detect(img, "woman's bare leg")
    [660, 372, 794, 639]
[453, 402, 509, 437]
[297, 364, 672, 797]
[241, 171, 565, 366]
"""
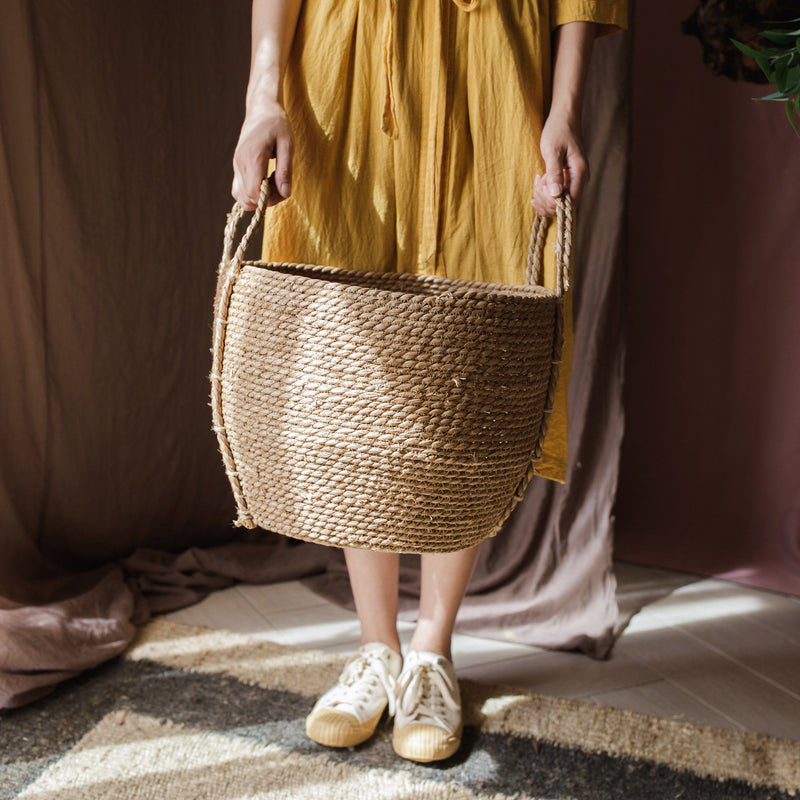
[344, 547, 402, 654]
[408, 543, 482, 660]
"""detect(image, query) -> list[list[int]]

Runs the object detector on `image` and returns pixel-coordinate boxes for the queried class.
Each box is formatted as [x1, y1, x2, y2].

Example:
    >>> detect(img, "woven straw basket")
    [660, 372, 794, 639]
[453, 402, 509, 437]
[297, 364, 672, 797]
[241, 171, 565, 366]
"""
[210, 178, 572, 553]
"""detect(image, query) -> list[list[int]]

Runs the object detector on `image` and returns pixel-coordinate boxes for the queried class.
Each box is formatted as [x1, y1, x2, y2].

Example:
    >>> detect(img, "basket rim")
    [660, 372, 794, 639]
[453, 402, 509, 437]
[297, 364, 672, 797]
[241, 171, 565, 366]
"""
[239, 259, 558, 305]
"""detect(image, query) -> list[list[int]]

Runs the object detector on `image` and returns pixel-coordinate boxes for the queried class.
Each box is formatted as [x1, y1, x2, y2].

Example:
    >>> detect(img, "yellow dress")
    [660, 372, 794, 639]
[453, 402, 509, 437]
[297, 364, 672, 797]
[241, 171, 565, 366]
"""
[262, 0, 627, 483]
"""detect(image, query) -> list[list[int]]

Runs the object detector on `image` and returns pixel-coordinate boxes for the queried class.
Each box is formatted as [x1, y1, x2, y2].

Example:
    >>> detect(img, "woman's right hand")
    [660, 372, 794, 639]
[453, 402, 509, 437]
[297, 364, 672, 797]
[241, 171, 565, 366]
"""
[232, 100, 294, 210]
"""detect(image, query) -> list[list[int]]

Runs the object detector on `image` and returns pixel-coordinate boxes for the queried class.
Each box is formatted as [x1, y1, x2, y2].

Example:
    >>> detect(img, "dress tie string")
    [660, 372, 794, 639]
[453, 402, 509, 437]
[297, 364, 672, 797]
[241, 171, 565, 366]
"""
[381, 0, 399, 138]
[381, 0, 479, 138]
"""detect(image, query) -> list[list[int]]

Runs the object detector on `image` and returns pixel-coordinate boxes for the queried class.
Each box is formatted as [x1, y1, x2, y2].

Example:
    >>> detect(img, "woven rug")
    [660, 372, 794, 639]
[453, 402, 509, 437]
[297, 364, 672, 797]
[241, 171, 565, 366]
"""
[1, 620, 798, 800]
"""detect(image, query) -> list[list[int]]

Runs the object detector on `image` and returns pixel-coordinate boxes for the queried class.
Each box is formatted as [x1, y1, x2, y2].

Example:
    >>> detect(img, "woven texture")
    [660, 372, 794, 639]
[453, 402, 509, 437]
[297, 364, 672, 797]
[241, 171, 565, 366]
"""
[210, 179, 572, 553]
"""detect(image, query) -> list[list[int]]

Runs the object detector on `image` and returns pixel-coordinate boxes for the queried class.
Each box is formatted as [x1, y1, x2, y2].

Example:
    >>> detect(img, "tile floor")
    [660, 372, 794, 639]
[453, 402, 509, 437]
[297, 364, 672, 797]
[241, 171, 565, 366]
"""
[163, 561, 800, 743]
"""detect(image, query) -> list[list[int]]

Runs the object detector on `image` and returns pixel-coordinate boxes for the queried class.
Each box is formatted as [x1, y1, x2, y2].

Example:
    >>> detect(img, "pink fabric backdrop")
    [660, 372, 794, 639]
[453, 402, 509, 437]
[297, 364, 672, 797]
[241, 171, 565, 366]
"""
[614, 0, 800, 595]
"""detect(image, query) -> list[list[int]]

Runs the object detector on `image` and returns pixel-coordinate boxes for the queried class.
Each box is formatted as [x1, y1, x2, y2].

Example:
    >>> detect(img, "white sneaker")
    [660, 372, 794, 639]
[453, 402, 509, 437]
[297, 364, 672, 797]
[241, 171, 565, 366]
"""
[305, 642, 403, 748]
[392, 650, 462, 762]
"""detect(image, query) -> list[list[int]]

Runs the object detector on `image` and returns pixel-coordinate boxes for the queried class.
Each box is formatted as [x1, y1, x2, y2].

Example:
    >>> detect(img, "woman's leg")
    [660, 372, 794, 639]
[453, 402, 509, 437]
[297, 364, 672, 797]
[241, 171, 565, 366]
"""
[344, 547, 402, 654]
[305, 547, 402, 748]
[408, 543, 482, 659]
[392, 543, 481, 763]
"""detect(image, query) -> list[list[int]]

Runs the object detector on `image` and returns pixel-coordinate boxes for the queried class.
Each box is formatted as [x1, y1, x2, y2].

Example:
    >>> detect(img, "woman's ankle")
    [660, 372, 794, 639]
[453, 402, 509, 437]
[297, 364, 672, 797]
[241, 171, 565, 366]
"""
[360, 634, 402, 656]
[407, 628, 452, 660]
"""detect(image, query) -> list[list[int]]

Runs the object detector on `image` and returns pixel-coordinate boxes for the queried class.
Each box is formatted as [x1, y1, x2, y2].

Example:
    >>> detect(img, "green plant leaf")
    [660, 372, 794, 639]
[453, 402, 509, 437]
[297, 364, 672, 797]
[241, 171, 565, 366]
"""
[732, 26, 800, 136]
[757, 55, 774, 77]
[731, 39, 761, 59]
[775, 59, 789, 91]
[759, 46, 790, 59]
[760, 30, 800, 43]
[755, 90, 791, 101]
[794, 96, 800, 139]
[785, 98, 799, 135]
[785, 65, 800, 86]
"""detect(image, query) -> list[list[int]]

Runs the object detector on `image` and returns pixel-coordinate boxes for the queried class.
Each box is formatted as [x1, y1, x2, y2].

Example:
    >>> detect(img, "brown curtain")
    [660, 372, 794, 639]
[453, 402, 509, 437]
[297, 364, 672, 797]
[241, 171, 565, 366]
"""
[614, 0, 800, 596]
[0, 0, 631, 709]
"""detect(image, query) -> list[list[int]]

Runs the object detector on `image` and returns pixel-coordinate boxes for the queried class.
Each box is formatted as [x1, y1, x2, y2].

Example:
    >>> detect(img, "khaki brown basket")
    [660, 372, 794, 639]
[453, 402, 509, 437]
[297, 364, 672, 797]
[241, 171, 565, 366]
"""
[210, 178, 572, 553]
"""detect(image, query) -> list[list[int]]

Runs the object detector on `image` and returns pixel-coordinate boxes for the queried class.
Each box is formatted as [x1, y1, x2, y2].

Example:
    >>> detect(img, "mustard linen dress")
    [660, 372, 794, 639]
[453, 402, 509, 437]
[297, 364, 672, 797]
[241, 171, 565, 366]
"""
[262, 0, 627, 483]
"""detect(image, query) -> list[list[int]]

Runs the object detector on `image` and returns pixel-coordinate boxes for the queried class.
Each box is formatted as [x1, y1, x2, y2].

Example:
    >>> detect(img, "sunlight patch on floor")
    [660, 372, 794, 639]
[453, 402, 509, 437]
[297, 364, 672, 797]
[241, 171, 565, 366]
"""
[623, 593, 767, 634]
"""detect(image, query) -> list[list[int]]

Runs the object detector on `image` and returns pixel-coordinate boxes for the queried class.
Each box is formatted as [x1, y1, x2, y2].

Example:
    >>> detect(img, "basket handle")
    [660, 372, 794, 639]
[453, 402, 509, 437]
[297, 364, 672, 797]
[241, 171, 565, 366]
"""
[222, 177, 272, 271]
[526, 192, 573, 297]
[211, 176, 272, 532]
[222, 177, 573, 296]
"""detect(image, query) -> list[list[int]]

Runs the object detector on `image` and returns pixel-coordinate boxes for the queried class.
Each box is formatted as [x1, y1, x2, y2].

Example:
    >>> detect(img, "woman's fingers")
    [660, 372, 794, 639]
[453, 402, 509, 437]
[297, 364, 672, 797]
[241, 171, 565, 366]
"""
[531, 157, 586, 216]
[232, 143, 268, 210]
[564, 149, 589, 206]
[541, 141, 565, 200]
[541, 131, 568, 203]
[532, 173, 558, 217]
[534, 131, 567, 216]
[231, 104, 294, 210]
[273, 128, 294, 202]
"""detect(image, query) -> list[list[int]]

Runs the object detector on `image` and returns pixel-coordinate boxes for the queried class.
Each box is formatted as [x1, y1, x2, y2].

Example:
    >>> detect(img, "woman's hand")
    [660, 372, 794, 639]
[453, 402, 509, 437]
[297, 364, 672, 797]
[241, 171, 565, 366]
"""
[232, 100, 294, 210]
[232, 0, 303, 210]
[532, 21, 596, 217]
[531, 109, 588, 217]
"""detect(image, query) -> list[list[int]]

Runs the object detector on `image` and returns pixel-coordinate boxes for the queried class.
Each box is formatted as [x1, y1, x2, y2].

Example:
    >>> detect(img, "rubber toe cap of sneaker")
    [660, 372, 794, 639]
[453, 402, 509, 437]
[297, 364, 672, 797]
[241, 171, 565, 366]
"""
[306, 707, 383, 748]
[392, 722, 462, 763]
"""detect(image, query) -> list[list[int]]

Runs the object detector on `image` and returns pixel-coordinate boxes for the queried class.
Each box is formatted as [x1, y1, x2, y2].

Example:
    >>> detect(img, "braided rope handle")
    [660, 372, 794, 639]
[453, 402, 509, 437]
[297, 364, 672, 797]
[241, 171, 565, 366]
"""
[526, 192, 573, 296]
[224, 177, 572, 295]
[209, 178, 272, 529]
[497, 193, 574, 529]
[222, 178, 272, 271]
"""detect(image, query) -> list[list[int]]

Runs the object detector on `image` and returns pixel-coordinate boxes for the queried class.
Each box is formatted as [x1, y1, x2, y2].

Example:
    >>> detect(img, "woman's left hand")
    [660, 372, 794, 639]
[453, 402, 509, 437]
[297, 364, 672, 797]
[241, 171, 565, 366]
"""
[532, 109, 589, 216]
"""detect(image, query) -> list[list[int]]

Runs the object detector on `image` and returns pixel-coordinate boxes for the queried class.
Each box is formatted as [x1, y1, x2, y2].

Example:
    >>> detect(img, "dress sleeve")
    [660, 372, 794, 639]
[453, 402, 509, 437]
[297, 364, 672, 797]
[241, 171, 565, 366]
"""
[550, 0, 628, 37]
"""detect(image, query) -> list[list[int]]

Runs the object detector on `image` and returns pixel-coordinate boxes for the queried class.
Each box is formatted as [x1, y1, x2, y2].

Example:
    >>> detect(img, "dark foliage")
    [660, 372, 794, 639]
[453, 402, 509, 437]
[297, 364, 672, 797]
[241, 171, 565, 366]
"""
[681, 0, 798, 82]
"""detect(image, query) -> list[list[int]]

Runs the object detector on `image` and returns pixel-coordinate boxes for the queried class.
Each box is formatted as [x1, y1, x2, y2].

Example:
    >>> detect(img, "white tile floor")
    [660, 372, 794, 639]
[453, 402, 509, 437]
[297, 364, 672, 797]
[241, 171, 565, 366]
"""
[163, 561, 800, 743]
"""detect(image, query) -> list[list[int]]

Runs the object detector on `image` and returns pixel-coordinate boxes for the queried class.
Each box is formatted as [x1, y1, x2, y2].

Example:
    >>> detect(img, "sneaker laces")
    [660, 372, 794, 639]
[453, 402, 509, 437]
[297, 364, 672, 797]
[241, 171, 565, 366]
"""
[323, 650, 398, 716]
[396, 657, 460, 729]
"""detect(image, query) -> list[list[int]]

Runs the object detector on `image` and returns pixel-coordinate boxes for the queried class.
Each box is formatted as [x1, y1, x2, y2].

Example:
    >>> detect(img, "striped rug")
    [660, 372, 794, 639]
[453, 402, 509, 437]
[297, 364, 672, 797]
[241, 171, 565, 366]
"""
[1, 619, 798, 799]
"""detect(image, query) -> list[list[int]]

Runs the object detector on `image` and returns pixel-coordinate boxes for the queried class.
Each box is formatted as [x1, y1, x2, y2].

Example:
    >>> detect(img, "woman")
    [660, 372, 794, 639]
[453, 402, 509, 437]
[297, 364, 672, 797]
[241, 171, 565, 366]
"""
[232, 0, 626, 764]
